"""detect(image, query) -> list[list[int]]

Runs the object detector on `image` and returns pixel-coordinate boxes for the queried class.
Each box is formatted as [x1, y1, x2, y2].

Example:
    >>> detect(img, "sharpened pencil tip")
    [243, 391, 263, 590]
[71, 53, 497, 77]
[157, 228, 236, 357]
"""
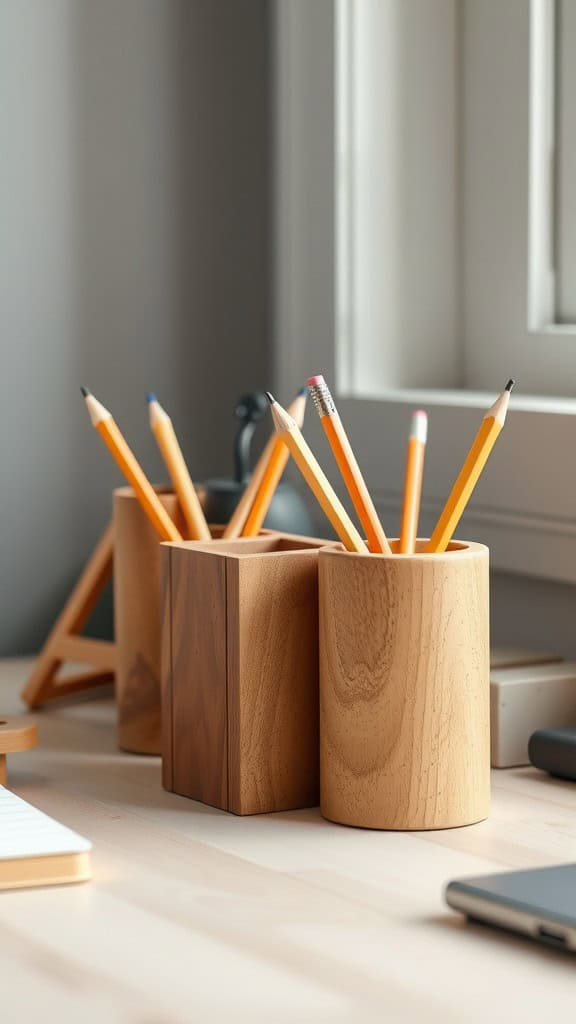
[505, 378, 515, 392]
[80, 386, 90, 398]
[265, 391, 275, 405]
[146, 391, 157, 403]
[297, 386, 307, 397]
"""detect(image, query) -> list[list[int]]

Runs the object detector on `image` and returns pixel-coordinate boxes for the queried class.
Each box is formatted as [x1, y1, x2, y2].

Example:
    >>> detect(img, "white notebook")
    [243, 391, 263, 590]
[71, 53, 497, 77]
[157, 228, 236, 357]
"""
[0, 786, 92, 890]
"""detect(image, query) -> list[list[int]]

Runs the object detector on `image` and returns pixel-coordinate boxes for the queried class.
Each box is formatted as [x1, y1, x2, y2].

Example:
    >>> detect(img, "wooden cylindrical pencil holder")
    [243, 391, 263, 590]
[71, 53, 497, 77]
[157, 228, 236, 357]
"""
[319, 540, 490, 830]
[113, 486, 188, 755]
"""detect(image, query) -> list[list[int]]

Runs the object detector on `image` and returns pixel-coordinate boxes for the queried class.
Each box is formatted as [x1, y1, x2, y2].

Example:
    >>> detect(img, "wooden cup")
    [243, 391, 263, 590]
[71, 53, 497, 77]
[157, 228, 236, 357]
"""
[319, 540, 490, 830]
[162, 532, 332, 814]
[113, 486, 187, 755]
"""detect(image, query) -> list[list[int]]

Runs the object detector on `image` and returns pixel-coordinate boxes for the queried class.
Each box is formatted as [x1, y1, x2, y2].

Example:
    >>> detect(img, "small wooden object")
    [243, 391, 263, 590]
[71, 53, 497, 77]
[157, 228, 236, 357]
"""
[0, 717, 37, 785]
[491, 661, 576, 768]
[319, 540, 490, 830]
[22, 524, 115, 708]
[162, 532, 331, 814]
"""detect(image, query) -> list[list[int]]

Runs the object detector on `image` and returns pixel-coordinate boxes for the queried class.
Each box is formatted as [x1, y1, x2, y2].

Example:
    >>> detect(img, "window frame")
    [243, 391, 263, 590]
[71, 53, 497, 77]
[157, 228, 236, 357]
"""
[531, 0, 576, 331]
[272, 0, 576, 583]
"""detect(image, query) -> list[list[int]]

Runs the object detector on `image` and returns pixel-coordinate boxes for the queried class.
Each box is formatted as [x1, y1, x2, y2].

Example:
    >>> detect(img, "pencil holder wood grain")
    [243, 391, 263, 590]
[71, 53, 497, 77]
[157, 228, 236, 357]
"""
[113, 487, 188, 754]
[319, 540, 490, 830]
[162, 532, 332, 814]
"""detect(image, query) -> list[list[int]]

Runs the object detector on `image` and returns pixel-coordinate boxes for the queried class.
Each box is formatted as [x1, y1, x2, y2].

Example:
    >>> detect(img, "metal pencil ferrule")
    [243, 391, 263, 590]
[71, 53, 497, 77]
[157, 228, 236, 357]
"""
[308, 382, 336, 418]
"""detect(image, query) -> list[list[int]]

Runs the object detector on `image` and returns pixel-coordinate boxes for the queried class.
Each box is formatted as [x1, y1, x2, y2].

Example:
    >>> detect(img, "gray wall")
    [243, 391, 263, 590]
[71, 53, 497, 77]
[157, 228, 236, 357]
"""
[490, 571, 576, 661]
[0, 0, 271, 654]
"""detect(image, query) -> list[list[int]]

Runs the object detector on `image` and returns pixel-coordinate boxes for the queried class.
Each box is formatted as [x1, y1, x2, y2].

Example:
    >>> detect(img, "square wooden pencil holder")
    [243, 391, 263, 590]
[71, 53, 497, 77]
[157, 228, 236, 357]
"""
[319, 540, 490, 830]
[161, 532, 331, 814]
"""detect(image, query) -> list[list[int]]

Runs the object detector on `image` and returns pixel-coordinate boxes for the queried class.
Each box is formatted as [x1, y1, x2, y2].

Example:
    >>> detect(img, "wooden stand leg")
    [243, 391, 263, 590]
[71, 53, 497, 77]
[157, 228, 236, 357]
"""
[0, 755, 6, 786]
[22, 524, 116, 708]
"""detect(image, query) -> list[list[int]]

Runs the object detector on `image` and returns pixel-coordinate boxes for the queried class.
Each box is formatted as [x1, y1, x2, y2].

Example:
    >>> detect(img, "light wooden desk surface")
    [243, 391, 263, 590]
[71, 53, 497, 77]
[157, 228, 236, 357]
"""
[1, 658, 575, 1023]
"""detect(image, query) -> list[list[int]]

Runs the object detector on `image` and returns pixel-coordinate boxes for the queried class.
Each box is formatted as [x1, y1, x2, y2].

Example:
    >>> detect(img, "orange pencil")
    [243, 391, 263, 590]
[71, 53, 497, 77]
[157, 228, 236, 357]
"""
[427, 379, 514, 553]
[398, 410, 428, 554]
[307, 375, 391, 554]
[81, 387, 182, 542]
[223, 389, 308, 539]
[266, 393, 367, 553]
[147, 393, 211, 541]
[222, 435, 276, 539]
[241, 388, 308, 537]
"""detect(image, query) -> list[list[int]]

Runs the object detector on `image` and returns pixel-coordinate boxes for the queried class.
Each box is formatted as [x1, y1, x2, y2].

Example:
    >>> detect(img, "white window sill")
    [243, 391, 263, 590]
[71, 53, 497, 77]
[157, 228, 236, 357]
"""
[339, 387, 576, 418]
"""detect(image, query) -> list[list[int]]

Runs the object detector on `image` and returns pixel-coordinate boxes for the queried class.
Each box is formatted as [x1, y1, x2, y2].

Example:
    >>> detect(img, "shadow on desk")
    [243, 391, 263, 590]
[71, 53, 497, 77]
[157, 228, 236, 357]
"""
[431, 913, 576, 966]
[18, 695, 333, 824]
[25, 695, 122, 756]
[513, 767, 576, 794]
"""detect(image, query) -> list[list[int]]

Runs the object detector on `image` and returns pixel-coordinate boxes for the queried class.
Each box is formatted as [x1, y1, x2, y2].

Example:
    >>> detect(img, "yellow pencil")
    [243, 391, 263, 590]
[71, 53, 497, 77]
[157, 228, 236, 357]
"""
[266, 393, 367, 553]
[398, 410, 428, 554]
[147, 393, 210, 541]
[81, 387, 182, 542]
[241, 388, 308, 537]
[224, 388, 308, 539]
[307, 375, 391, 554]
[427, 380, 515, 553]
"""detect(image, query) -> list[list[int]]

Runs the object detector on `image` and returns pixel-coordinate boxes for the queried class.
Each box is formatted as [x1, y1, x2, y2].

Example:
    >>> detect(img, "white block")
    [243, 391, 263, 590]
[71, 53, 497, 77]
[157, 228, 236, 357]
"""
[491, 662, 576, 768]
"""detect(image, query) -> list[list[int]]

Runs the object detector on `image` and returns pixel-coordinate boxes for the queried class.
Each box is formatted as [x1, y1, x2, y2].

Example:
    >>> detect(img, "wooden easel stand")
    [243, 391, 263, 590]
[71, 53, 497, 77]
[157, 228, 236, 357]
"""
[22, 524, 116, 708]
